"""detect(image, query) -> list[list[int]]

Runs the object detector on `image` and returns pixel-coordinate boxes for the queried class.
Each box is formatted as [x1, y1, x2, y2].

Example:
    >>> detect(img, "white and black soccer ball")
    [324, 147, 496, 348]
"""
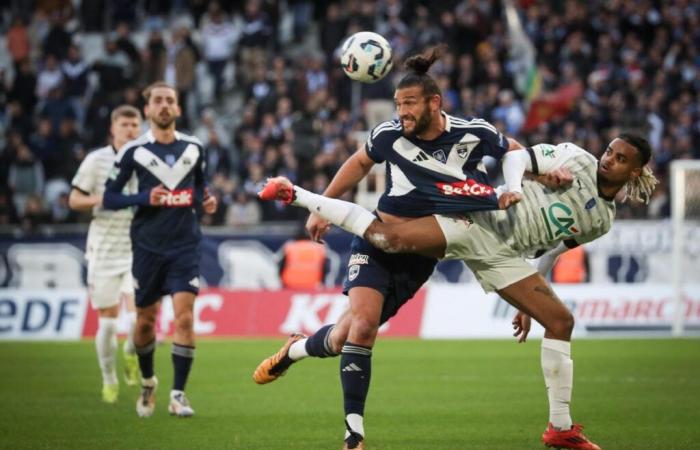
[339, 31, 393, 83]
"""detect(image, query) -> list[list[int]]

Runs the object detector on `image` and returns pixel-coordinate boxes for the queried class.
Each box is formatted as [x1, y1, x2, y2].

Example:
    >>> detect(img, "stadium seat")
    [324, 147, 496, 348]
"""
[7, 243, 85, 289]
[217, 240, 282, 289]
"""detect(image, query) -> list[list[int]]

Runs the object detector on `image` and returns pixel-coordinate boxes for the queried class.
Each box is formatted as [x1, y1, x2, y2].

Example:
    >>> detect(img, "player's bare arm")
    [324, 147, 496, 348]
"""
[68, 189, 102, 210]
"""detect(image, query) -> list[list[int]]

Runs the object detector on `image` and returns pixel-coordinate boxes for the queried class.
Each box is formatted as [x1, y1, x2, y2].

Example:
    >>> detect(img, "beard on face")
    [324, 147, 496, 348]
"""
[151, 112, 176, 129]
[401, 108, 432, 137]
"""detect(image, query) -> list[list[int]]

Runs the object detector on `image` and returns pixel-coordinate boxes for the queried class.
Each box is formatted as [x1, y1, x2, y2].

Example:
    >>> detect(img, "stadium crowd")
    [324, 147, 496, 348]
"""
[0, 0, 697, 232]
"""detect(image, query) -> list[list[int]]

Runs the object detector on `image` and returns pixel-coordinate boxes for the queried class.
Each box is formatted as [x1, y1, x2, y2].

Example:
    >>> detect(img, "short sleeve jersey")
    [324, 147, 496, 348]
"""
[473, 142, 616, 257]
[365, 114, 509, 217]
[105, 130, 207, 255]
[71, 145, 135, 276]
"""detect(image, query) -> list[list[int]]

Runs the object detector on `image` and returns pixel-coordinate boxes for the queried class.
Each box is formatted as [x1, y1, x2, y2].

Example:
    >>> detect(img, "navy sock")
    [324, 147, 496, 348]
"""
[305, 324, 338, 358]
[135, 340, 156, 379]
[172, 343, 195, 391]
[340, 342, 372, 417]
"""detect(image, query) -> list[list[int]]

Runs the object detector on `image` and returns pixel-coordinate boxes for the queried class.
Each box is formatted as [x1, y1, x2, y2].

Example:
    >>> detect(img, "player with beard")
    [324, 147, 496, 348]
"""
[103, 82, 217, 418]
[252, 46, 548, 450]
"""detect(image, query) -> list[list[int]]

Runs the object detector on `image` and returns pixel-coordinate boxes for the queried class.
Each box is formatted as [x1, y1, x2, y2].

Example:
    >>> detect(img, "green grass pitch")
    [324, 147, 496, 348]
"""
[1, 339, 699, 449]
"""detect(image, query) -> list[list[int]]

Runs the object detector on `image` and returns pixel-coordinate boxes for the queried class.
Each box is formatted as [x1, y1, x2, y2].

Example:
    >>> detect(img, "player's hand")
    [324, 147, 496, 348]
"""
[149, 184, 168, 206]
[512, 311, 531, 343]
[306, 213, 331, 243]
[540, 168, 573, 189]
[92, 194, 103, 208]
[499, 191, 522, 210]
[203, 189, 218, 214]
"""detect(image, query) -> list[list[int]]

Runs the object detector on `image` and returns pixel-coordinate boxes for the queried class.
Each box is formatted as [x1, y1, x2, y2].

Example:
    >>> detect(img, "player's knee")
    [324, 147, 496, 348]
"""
[175, 311, 194, 333]
[350, 316, 379, 343]
[549, 310, 574, 338]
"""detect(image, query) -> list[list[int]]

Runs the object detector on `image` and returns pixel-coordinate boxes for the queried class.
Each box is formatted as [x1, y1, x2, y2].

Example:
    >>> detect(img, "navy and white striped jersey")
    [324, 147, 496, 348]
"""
[104, 130, 207, 255]
[365, 114, 509, 217]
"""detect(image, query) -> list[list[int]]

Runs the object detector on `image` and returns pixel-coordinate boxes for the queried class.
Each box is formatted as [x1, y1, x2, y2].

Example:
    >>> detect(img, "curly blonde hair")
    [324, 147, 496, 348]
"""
[622, 165, 659, 204]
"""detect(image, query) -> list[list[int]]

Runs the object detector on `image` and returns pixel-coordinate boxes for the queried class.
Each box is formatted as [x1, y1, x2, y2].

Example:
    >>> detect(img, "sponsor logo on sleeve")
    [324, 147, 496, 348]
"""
[159, 188, 194, 207]
[348, 254, 369, 266]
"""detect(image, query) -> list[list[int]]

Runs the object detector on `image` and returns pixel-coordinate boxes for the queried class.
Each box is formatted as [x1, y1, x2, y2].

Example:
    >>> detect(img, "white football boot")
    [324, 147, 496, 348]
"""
[168, 390, 195, 417]
[136, 376, 158, 417]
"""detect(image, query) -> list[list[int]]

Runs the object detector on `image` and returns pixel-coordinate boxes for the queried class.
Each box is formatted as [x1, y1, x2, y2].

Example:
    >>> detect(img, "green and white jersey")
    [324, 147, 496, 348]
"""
[472, 142, 616, 258]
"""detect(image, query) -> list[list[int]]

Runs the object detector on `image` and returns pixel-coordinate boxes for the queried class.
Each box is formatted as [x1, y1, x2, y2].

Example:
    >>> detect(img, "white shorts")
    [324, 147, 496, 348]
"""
[88, 271, 134, 310]
[435, 214, 537, 293]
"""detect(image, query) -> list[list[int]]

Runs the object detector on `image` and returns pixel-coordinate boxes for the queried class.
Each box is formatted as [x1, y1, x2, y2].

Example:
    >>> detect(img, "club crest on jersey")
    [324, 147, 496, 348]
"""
[455, 144, 471, 159]
[432, 149, 447, 163]
[160, 188, 194, 207]
[585, 198, 597, 209]
[165, 154, 176, 166]
[540, 202, 579, 239]
[348, 264, 360, 281]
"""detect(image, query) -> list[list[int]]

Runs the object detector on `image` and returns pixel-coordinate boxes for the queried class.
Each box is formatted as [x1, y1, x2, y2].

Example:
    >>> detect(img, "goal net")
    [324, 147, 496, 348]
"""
[671, 160, 700, 336]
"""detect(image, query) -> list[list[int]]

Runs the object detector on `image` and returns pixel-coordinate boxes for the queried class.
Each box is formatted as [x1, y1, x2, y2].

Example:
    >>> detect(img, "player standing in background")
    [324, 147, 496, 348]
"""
[258, 134, 658, 450]
[103, 82, 217, 418]
[69, 105, 143, 403]
[254, 46, 531, 450]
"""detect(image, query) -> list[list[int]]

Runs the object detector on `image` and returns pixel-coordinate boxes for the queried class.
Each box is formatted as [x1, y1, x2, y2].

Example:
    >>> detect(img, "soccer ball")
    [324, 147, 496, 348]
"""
[340, 31, 393, 83]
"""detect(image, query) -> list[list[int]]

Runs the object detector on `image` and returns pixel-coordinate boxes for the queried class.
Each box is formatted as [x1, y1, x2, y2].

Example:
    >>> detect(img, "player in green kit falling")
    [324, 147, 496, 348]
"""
[258, 133, 658, 449]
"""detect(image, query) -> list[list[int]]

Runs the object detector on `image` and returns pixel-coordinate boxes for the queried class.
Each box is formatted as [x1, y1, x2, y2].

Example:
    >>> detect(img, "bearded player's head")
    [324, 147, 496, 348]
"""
[142, 82, 181, 130]
[394, 45, 445, 138]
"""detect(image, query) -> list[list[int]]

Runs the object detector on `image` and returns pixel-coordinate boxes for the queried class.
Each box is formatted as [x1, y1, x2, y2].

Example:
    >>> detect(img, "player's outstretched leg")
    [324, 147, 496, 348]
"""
[258, 177, 376, 238]
[258, 176, 296, 204]
[253, 324, 342, 384]
[253, 333, 307, 384]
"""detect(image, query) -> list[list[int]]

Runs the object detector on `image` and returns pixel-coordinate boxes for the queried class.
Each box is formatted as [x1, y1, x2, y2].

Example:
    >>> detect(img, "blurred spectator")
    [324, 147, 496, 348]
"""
[42, 14, 72, 59]
[226, 189, 262, 226]
[20, 194, 51, 233]
[165, 26, 197, 129]
[6, 17, 31, 69]
[8, 144, 44, 216]
[8, 59, 37, 116]
[36, 54, 64, 100]
[61, 44, 90, 127]
[201, 1, 239, 100]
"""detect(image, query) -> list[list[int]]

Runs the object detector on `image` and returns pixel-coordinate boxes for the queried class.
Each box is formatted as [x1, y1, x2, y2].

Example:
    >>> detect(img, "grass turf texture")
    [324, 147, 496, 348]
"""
[1, 339, 698, 450]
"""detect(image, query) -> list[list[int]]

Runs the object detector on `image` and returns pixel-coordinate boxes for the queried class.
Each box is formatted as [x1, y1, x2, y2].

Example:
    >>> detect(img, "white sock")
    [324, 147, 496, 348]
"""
[293, 187, 376, 237]
[288, 338, 309, 361]
[344, 413, 365, 438]
[96, 317, 118, 385]
[541, 338, 573, 430]
[123, 311, 137, 355]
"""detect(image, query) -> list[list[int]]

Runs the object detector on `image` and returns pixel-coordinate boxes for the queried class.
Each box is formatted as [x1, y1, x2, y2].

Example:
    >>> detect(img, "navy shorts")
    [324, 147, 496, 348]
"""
[342, 236, 437, 324]
[132, 243, 200, 308]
